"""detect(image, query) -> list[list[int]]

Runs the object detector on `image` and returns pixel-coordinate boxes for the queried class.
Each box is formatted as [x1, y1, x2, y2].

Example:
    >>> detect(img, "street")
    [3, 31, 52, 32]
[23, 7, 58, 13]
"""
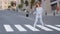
[0, 10, 60, 34]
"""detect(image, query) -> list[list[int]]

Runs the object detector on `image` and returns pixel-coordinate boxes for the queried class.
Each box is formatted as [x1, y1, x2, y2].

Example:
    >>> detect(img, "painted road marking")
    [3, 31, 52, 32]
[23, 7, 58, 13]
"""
[37, 25, 53, 31]
[15, 25, 27, 31]
[25, 25, 40, 31]
[3, 25, 14, 32]
[46, 25, 60, 31]
[56, 25, 60, 27]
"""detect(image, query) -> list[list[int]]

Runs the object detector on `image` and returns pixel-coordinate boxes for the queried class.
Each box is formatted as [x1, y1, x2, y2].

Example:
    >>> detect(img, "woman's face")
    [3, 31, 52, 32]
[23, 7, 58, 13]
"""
[36, 3, 40, 7]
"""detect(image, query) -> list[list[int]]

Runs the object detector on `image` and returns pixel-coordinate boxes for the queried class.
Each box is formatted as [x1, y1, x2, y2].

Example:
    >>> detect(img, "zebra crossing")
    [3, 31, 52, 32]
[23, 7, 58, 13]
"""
[25, 25, 39, 31]
[15, 25, 27, 31]
[4, 25, 14, 32]
[2, 24, 60, 32]
[56, 25, 60, 27]
[46, 25, 60, 31]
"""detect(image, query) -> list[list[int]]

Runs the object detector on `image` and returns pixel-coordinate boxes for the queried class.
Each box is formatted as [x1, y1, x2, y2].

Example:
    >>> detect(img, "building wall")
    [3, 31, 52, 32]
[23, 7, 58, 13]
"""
[41, 0, 51, 14]
[0, 0, 2, 10]
[57, 0, 60, 8]
[2, 0, 8, 9]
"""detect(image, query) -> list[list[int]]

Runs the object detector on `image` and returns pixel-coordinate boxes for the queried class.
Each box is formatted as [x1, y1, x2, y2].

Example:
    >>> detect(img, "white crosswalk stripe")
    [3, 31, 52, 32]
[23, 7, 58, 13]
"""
[25, 25, 40, 31]
[56, 25, 60, 27]
[37, 25, 53, 31]
[3, 25, 14, 32]
[46, 25, 60, 31]
[15, 25, 27, 31]
[3, 24, 60, 32]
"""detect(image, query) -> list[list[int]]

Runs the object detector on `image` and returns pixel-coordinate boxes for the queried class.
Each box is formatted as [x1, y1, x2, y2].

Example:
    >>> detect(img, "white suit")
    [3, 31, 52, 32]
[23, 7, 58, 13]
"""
[34, 7, 44, 27]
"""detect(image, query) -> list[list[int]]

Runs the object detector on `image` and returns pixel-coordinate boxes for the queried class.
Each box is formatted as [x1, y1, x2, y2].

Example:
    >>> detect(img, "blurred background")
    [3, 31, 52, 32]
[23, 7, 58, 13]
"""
[0, 0, 60, 33]
[0, 0, 60, 15]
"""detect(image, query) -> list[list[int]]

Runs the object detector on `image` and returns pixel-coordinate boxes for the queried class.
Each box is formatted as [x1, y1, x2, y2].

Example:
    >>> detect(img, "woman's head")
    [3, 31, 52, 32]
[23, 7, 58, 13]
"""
[35, 2, 41, 7]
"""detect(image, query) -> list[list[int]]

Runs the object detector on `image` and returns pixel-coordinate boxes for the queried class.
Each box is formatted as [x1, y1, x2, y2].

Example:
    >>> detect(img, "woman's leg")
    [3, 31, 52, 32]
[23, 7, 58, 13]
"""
[40, 15, 44, 26]
[34, 16, 38, 28]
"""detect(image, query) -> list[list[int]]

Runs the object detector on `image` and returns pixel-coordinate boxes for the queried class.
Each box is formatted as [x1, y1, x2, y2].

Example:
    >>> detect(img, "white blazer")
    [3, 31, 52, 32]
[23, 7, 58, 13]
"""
[36, 7, 43, 15]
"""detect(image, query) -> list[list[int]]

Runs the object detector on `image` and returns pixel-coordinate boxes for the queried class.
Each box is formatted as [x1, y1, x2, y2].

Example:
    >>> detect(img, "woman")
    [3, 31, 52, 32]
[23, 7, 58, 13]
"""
[33, 2, 44, 27]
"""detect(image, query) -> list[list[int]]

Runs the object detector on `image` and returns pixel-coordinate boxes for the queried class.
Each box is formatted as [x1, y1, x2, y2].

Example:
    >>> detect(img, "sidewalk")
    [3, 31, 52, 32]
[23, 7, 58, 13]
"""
[46, 12, 60, 16]
[17, 9, 60, 16]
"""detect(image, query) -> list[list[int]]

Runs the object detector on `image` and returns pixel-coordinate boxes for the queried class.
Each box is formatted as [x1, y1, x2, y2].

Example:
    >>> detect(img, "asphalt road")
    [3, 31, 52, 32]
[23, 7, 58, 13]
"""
[0, 10, 60, 34]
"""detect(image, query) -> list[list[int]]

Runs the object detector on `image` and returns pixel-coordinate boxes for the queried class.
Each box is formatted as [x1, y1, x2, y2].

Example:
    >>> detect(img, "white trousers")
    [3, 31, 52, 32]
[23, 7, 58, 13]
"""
[34, 14, 44, 27]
